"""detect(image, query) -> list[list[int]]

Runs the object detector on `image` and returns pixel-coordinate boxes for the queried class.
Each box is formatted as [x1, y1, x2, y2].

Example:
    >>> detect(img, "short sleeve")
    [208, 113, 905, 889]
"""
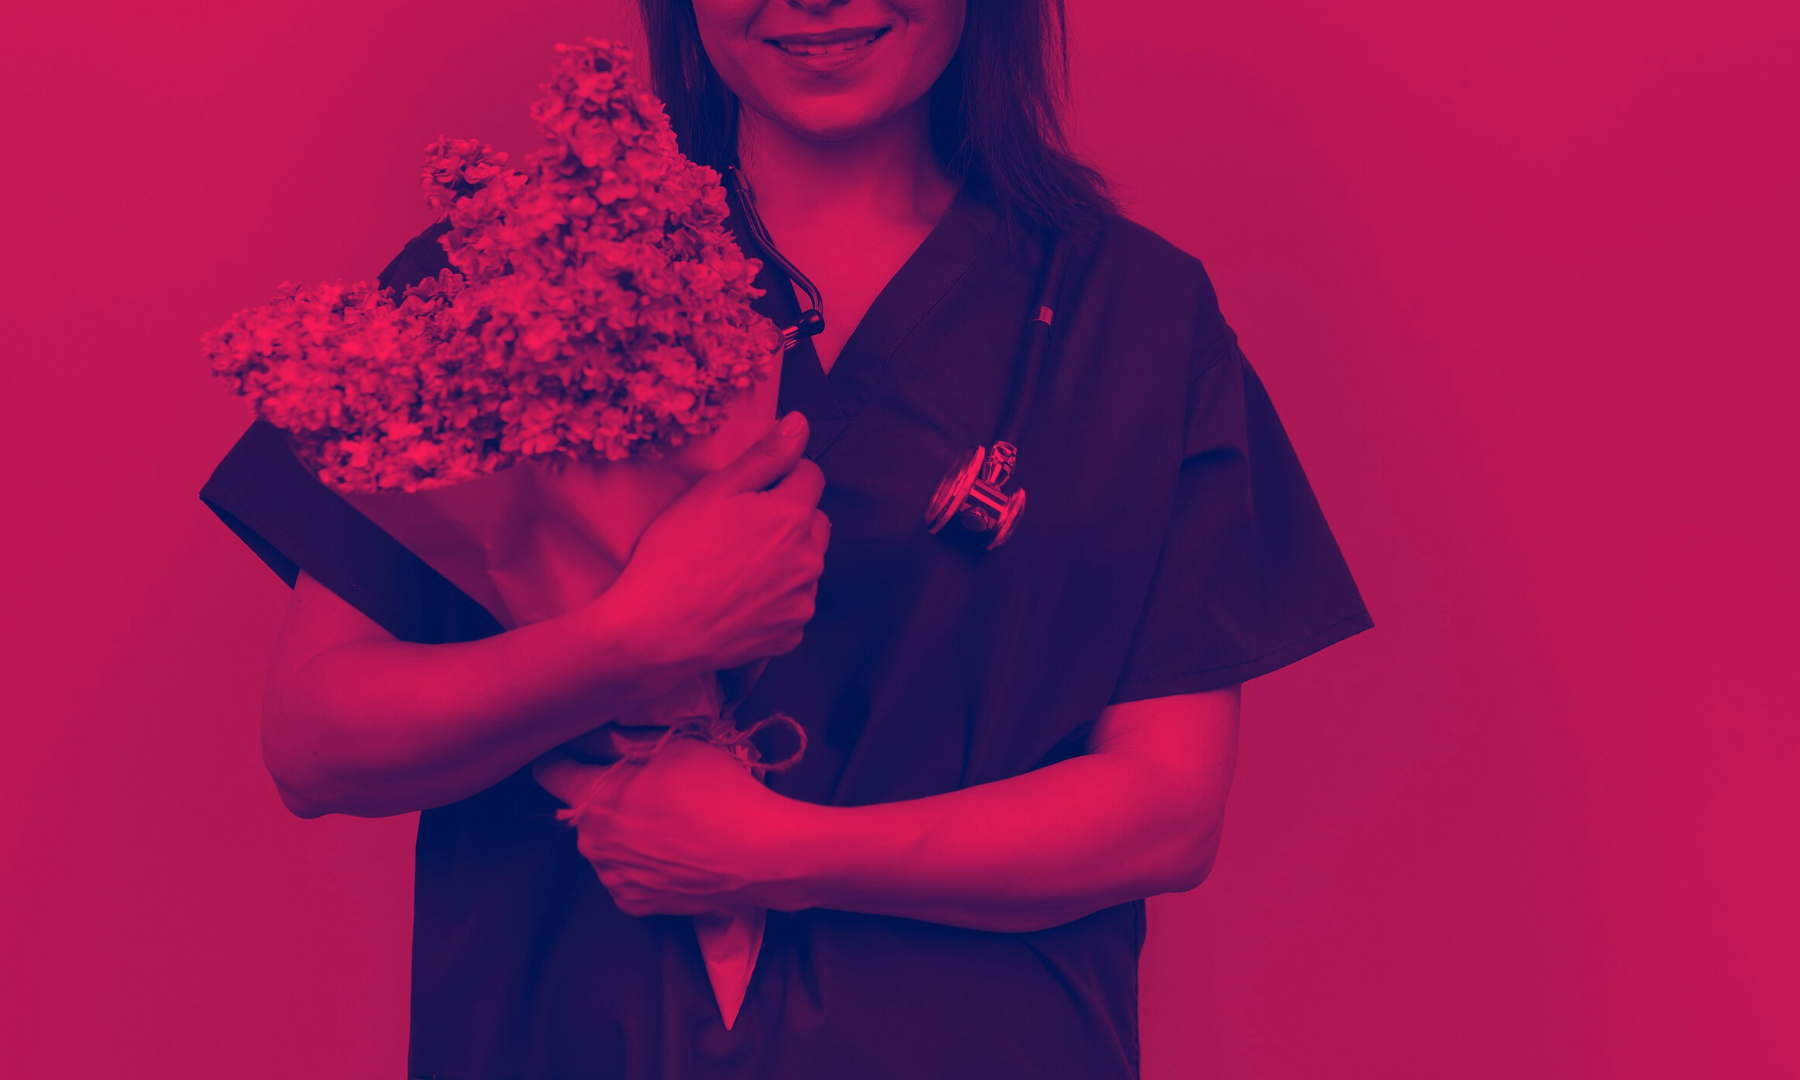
[376, 218, 452, 294]
[197, 220, 498, 646]
[1108, 324, 1372, 704]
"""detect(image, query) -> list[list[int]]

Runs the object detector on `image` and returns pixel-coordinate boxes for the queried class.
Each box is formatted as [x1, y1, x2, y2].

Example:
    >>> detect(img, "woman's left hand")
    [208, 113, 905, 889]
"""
[533, 739, 810, 918]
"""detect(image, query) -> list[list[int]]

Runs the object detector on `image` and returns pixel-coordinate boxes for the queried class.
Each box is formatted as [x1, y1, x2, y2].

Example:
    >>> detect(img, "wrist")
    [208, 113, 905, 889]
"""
[751, 800, 908, 914]
[739, 796, 833, 912]
[564, 583, 701, 703]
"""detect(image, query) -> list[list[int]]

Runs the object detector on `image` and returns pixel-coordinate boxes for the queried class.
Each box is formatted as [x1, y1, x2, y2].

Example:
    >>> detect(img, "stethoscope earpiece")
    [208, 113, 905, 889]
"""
[728, 165, 827, 352]
[780, 309, 825, 352]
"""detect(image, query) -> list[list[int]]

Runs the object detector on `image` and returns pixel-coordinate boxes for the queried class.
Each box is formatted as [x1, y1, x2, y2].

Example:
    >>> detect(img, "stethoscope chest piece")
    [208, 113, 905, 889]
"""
[730, 162, 1063, 554]
[926, 440, 1027, 549]
[924, 231, 1069, 552]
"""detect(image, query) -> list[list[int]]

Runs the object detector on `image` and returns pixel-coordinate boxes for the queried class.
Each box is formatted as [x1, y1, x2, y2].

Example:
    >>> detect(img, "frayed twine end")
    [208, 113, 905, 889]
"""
[552, 710, 806, 826]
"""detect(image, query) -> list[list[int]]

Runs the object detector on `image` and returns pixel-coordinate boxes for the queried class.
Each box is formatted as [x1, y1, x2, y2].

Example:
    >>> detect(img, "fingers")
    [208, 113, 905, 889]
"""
[607, 889, 728, 919]
[807, 507, 831, 556]
[709, 411, 810, 494]
[531, 751, 602, 809]
[769, 455, 826, 508]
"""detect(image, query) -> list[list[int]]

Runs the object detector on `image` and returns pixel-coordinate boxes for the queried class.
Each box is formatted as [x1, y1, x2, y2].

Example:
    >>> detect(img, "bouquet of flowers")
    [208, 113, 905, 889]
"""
[205, 39, 799, 1029]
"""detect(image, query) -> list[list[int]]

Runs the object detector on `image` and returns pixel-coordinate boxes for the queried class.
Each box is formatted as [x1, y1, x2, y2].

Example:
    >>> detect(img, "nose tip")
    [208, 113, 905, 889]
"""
[786, 0, 851, 12]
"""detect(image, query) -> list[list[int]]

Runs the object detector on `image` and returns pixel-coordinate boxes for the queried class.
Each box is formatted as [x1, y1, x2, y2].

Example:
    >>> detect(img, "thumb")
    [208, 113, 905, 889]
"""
[532, 751, 603, 810]
[707, 411, 808, 494]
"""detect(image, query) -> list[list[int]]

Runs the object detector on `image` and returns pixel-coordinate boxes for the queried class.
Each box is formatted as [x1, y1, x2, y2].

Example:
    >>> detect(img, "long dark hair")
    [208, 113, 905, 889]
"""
[633, 0, 1116, 242]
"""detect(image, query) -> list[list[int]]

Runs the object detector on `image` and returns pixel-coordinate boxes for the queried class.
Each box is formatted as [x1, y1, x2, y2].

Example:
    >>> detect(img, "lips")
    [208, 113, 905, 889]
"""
[765, 26, 891, 56]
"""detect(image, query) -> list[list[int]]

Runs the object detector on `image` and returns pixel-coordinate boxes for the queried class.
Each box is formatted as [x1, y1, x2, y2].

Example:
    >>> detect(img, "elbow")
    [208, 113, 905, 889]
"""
[264, 755, 390, 819]
[1165, 822, 1224, 894]
[1169, 841, 1219, 893]
[263, 744, 399, 819]
[271, 775, 331, 820]
[260, 705, 370, 819]
[259, 648, 422, 819]
[262, 734, 344, 819]
[261, 678, 342, 818]
[261, 721, 424, 819]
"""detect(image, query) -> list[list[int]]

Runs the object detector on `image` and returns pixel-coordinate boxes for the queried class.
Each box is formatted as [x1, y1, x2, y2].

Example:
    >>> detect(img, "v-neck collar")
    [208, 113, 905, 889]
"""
[725, 182, 1000, 461]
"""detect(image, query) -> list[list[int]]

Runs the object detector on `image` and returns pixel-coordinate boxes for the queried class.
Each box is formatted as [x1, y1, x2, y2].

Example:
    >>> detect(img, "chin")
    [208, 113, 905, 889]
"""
[765, 96, 908, 144]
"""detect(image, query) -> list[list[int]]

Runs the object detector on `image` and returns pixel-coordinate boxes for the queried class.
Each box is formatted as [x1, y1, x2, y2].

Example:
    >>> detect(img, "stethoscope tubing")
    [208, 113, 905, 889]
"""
[728, 164, 1070, 547]
[726, 166, 826, 349]
[997, 230, 1070, 450]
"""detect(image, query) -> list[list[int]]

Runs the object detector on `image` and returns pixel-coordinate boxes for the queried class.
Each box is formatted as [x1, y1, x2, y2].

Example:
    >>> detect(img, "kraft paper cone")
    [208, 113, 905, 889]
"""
[340, 370, 785, 1025]
[693, 907, 766, 1030]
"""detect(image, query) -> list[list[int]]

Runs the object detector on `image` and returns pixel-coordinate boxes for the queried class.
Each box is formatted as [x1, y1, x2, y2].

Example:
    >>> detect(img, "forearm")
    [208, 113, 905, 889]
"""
[761, 749, 1229, 933]
[265, 590, 690, 818]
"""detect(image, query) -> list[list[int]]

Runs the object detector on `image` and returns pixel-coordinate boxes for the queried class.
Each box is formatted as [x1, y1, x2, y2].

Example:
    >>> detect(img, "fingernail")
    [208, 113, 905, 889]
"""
[779, 411, 805, 437]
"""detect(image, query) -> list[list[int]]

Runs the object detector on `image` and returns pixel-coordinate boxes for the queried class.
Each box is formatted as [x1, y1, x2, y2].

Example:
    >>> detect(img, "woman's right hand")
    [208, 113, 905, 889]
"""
[259, 413, 826, 819]
[589, 410, 830, 677]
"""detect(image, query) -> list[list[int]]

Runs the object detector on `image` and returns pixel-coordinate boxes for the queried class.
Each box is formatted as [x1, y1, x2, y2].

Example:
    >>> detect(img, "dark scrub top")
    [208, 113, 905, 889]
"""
[201, 178, 1372, 1080]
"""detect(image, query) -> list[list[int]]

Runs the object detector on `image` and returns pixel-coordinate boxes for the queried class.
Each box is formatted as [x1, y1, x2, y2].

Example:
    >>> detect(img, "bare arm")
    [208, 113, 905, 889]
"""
[263, 572, 682, 819]
[781, 687, 1241, 930]
[262, 414, 829, 819]
[538, 686, 1241, 933]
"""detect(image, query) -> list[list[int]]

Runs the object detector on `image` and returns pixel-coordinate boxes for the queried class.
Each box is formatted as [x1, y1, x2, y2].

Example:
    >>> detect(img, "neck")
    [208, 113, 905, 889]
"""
[734, 99, 958, 235]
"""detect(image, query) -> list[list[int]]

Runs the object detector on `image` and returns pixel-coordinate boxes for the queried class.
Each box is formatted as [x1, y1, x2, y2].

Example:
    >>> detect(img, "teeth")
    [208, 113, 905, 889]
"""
[775, 33, 881, 56]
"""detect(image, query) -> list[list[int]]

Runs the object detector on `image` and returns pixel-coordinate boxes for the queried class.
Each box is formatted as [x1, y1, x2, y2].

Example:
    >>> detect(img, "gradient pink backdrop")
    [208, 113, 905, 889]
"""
[1, 1, 1793, 1076]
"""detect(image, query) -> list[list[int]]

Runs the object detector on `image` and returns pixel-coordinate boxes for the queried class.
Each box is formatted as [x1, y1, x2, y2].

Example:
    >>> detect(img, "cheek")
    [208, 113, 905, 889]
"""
[690, 0, 763, 33]
[904, 0, 965, 53]
[887, 1, 966, 121]
[690, 2, 761, 80]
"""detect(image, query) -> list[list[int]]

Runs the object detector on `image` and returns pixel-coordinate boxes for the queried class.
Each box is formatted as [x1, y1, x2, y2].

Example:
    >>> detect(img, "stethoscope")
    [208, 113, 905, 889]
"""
[728, 165, 1069, 550]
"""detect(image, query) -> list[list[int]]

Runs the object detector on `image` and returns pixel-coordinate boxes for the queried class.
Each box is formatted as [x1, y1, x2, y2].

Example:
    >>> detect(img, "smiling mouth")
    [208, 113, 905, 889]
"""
[765, 26, 892, 57]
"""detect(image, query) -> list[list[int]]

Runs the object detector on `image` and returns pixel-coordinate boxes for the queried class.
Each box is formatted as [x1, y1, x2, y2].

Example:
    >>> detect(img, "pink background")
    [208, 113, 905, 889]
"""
[1, 1, 1793, 1075]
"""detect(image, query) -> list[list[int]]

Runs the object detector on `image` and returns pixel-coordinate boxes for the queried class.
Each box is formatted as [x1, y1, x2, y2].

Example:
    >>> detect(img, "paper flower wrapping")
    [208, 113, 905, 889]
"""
[202, 40, 800, 1031]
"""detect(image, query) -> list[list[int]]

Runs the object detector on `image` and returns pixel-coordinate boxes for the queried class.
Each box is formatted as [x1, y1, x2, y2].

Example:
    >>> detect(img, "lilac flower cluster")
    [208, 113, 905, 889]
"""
[207, 40, 779, 492]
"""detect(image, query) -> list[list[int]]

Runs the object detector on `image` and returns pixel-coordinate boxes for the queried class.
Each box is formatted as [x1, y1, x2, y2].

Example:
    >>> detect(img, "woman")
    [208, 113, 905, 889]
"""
[200, 0, 1371, 1076]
